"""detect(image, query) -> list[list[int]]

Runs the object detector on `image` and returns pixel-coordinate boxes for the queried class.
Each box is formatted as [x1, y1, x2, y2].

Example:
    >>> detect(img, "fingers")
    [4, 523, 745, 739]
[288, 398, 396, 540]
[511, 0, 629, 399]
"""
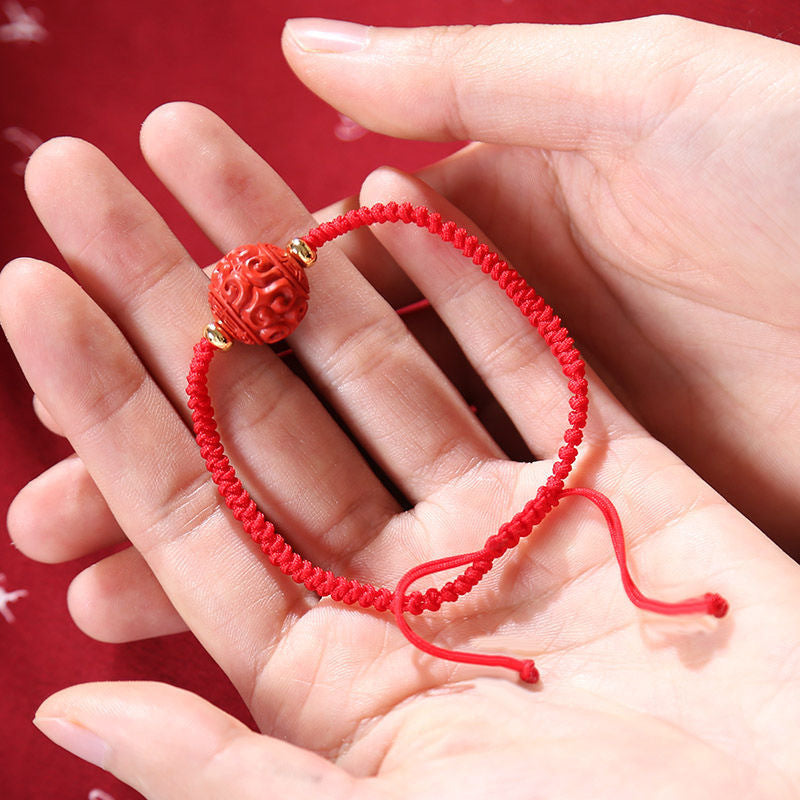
[8, 455, 125, 563]
[281, 16, 727, 148]
[21, 132, 402, 573]
[7, 452, 203, 642]
[0, 259, 310, 694]
[24, 137, 205, 398]
[140, 102, 504, 501]
[313, 194, 419, 306]
[32, 394, 63, 435]
[68, 548, 188, 642]
[34, 682, 361, 800]
[358, 167, 638, 455]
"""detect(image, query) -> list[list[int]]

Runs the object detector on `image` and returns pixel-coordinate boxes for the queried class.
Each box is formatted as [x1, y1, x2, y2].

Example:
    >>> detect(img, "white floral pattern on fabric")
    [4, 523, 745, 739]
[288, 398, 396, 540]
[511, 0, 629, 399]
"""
[3, 126, 42, 175]
[0, 1, 47, 43]
[89, 789, 116, 800]
[333, 112, 367, 142]
[0, 573, 28, 623]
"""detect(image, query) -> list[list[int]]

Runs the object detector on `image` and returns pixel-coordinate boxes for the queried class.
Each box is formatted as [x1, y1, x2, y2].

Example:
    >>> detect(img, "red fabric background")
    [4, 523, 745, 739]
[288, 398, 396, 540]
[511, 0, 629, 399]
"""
[1, 2, 798, 798]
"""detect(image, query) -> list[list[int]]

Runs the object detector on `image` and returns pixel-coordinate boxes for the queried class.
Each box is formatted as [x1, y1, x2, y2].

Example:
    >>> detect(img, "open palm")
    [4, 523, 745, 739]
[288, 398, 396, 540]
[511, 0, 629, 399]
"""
[2, 15, 799, 800]
[284, 15, 800, 551]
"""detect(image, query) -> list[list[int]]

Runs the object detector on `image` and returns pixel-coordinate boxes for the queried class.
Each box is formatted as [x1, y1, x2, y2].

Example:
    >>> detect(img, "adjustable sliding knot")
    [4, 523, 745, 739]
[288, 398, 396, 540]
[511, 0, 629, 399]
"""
[188, 202, 728, 686]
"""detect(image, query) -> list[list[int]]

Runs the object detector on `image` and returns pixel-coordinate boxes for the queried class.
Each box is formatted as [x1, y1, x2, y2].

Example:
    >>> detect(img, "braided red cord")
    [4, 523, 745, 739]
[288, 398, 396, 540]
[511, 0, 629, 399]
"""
[187, 202, 727, 683]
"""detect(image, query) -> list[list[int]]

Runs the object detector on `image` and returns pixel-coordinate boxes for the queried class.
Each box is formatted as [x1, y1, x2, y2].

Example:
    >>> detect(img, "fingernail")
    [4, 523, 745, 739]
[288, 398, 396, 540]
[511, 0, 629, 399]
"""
[34, 717, 110, 769]
[285, 18, 370, 54]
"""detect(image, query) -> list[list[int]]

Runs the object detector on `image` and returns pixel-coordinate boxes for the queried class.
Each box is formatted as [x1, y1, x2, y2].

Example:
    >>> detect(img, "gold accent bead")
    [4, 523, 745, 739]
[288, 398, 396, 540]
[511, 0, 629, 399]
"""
[204, 323, 233, 351]
[286, 237, 316, 268]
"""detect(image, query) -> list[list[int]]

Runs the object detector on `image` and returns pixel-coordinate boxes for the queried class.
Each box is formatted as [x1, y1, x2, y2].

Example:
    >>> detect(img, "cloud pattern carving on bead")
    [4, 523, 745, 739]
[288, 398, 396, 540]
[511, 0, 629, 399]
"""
[208, 243, 310, 345]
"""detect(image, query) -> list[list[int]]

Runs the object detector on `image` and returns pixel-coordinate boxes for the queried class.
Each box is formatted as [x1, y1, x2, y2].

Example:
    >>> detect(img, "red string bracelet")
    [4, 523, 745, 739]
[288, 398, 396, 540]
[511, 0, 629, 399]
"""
[186, 202, 728, 684]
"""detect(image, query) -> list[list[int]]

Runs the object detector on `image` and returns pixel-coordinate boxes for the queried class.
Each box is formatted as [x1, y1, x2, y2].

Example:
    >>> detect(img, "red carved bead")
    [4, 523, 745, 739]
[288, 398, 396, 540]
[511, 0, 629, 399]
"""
[208, 243, 310, 345]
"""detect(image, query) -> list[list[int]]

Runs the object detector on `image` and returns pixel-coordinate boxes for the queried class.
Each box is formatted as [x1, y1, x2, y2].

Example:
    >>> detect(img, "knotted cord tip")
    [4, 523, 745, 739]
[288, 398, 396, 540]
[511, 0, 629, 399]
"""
[519, 660, 540, 684]
[705, 592, 729, 618]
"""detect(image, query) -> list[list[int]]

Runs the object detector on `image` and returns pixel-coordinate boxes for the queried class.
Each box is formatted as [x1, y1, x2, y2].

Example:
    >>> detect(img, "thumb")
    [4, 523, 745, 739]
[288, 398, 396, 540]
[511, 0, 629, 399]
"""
[281, 16, 779, 149]
[34, 682, 360, 800]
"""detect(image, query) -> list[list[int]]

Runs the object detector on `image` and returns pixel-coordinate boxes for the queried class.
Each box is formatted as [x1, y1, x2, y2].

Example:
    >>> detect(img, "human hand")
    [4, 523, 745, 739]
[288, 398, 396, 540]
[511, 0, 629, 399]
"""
[283, 15, 800, 552]
[2, 94, 799, 797]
